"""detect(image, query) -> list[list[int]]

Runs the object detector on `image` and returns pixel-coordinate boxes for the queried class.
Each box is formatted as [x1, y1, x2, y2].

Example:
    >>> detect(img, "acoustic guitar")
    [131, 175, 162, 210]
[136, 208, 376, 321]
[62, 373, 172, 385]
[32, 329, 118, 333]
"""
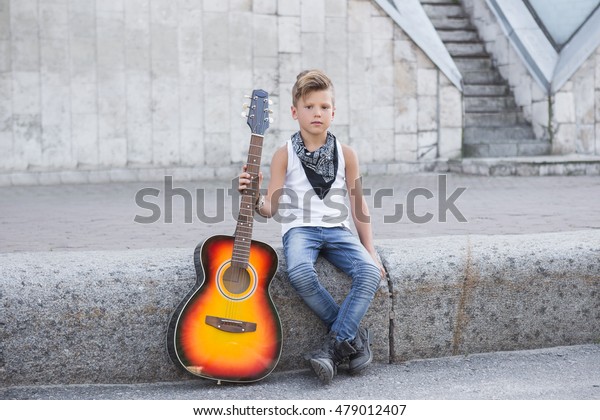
[167, 89, 282, 383]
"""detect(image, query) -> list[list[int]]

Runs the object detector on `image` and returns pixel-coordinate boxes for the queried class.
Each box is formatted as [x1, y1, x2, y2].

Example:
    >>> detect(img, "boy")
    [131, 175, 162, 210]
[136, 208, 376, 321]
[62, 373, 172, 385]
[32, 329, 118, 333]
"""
[239, 70, 385, 384]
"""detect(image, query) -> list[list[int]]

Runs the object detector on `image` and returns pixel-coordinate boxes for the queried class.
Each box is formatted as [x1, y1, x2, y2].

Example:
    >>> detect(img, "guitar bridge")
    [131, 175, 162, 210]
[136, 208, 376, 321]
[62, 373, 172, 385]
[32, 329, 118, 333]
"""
[205, 315, 257, 333]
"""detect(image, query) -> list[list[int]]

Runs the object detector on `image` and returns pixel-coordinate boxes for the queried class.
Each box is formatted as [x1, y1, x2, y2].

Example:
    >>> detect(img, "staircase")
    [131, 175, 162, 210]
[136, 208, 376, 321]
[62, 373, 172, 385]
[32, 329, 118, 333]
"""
[420, 0, 551, 158]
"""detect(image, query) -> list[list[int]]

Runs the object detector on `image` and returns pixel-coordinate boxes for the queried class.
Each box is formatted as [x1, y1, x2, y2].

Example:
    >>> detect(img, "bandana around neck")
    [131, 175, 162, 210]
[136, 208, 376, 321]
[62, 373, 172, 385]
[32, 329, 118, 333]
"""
[291, 131, 336, 182]
[291, 131, 338, 199]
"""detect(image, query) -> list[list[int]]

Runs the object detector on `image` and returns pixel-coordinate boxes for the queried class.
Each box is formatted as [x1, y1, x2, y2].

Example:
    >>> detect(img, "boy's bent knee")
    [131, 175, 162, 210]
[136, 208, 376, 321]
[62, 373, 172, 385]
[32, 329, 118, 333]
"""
[352, 263, 381, 292]
[287, 262, 319, 293]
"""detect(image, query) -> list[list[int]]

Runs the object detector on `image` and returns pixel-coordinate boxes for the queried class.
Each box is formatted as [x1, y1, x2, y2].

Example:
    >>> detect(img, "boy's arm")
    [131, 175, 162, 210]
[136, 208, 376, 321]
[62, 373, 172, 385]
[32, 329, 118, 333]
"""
[239, 144, 287, 218]
[343, 144, 385, 278]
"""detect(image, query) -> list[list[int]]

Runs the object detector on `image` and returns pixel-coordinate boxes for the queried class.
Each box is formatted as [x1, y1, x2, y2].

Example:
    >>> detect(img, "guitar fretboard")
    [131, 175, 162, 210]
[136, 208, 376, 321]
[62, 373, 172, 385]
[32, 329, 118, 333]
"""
[232, 134, 264, 269]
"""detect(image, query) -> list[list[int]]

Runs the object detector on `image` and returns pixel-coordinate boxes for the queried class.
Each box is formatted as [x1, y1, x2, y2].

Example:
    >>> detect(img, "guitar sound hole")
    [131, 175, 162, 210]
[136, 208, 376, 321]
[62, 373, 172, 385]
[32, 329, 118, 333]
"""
[222, 266, 251, 294]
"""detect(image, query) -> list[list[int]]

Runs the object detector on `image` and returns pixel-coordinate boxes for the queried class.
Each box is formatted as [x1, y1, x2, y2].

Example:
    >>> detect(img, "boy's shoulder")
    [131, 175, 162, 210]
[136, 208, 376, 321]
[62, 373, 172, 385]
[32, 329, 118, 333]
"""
[339, 142, 358, 162]
[274, 142, 288, 156]
[270, 143, 288, 166]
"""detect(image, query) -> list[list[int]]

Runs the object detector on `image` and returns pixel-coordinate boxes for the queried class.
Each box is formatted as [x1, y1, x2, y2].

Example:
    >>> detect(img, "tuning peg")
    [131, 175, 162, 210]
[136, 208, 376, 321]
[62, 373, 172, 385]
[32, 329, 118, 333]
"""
[241, 112, 248, 118]
[269, 117, 274, 123]
[242, 103, 249, 110]
[244, 95, 252, 99]
[269, 99, 273, 105]
[267, 109, 274, 114]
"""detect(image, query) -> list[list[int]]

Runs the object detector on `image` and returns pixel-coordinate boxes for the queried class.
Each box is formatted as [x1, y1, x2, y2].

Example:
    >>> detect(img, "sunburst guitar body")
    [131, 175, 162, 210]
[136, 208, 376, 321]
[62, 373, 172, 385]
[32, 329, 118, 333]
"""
[167, 89, 282, 383]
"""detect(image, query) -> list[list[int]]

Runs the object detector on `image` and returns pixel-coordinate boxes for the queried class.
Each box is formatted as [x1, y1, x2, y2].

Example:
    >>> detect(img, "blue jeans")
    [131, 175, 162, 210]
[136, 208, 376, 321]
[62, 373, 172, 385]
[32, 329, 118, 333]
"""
[282, 226, 381, 342]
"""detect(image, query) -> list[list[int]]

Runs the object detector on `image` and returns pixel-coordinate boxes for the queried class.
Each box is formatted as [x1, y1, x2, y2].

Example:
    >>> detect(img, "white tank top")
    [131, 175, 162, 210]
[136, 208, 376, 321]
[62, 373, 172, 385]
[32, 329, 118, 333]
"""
[280, 139, 350, 236]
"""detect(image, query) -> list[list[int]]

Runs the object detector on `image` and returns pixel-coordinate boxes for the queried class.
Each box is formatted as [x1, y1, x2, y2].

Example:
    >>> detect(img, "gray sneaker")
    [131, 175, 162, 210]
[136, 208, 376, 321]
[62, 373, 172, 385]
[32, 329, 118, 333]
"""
[310, 332, 356, 384]
[348, 327, 372, 374]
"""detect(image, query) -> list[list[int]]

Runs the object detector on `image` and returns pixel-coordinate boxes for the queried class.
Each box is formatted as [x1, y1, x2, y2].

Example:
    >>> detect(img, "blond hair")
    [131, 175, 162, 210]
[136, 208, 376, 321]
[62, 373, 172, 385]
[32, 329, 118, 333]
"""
[291, 70, 335, 107]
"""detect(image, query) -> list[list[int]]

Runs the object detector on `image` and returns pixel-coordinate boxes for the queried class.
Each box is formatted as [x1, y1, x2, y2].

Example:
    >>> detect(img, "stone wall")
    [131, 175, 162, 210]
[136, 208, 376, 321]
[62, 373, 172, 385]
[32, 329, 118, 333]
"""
[0, 0, 462, 184]
[462, 0, 600, 156]
[557, 54, 600, 155]
[2, 230, 598, 386]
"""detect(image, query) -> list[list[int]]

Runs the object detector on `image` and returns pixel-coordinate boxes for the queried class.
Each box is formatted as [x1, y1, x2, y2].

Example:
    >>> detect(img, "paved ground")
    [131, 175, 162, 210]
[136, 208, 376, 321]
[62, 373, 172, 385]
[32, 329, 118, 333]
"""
[2, 344, 599, 400]
[1, 173, 599, 253]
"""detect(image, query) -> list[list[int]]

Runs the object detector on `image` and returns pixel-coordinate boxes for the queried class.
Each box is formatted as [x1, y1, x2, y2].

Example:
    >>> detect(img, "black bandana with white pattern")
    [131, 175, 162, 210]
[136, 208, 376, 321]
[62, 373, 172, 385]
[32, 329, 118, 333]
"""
[291, 131, 338, 199]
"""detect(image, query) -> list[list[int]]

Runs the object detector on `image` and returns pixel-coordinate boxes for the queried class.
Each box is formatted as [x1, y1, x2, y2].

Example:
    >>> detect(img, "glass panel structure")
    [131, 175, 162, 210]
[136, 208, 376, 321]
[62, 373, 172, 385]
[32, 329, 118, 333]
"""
[525, 0, 600, 50]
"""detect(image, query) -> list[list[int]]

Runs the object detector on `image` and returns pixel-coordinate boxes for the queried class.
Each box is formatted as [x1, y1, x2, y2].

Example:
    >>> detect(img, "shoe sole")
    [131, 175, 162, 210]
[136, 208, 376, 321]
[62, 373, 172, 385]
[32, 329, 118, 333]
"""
[310, 358, 335, 384]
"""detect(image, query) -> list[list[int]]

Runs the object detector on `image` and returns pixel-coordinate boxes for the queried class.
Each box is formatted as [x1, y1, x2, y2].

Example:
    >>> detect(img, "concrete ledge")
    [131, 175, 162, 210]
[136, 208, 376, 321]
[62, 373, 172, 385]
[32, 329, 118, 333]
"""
[1, 230, 599, 387]
[0, 161, 446, 187]
[3, 156, 600, 187]
[448, 155, 600, 176]
[381, 231, 600, 362]
[0, 248, 391, 387]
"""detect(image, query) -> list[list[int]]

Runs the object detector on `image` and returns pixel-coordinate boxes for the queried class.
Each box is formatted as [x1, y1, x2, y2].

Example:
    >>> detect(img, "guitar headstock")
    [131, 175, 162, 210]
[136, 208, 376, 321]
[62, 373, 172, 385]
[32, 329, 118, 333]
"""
[244, 89, 273, 135]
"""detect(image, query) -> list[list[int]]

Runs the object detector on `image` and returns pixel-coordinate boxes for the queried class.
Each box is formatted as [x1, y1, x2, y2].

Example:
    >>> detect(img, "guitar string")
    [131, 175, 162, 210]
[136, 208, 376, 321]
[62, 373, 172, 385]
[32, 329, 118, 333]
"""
[225, 137, 263, 322]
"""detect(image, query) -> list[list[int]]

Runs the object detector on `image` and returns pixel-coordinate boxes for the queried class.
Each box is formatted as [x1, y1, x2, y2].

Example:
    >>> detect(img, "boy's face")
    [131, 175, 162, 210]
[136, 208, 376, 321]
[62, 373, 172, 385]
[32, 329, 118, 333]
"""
[291, 89, 335, 140]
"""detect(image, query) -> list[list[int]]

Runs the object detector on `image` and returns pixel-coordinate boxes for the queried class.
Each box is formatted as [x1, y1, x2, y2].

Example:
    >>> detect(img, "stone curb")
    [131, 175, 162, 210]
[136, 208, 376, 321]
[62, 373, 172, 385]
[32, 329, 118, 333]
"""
[0, 161, 445, 187]
[3, 155, 600, 187]
[1, 230, 599, 386]
[380, 230, 600, 361]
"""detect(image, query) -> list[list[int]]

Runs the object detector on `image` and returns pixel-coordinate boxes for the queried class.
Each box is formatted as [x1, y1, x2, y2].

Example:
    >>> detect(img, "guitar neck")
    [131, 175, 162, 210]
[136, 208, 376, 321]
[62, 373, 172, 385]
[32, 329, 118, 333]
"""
[232, 134, 264, 269]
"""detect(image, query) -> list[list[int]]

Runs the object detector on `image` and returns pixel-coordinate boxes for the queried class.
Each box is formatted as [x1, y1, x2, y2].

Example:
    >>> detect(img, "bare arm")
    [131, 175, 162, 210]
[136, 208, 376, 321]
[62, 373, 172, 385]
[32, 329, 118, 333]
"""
[343, 144, 385, 278]
[238, 144, 287, 218]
